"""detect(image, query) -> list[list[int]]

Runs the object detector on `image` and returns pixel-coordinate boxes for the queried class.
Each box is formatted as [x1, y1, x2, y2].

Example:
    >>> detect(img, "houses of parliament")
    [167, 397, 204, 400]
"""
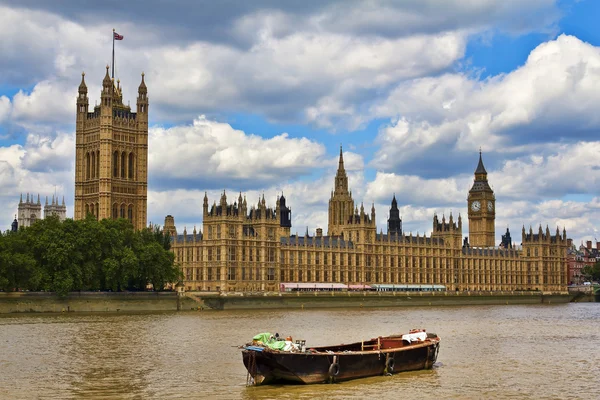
[166, 148, 568, 294]
[71, 69, 568, 294]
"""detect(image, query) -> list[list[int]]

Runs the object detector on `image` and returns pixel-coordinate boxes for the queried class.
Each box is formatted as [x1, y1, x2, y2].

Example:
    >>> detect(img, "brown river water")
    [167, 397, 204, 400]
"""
[1, 303, 599, 400]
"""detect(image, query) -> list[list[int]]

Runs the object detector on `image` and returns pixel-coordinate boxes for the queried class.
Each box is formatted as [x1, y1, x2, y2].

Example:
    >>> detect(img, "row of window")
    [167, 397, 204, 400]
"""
[181, 267, 562, 287]
[84, 151, 135, 180]
[84, 203, 135, 222]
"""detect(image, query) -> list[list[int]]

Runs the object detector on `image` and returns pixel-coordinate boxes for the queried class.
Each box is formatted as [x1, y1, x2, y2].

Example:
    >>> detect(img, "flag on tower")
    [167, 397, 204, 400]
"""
[114, 31, 124, 40]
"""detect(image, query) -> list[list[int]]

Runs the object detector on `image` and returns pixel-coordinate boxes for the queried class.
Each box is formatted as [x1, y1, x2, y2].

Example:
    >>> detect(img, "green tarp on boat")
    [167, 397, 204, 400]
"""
[252, 332, 287, 350]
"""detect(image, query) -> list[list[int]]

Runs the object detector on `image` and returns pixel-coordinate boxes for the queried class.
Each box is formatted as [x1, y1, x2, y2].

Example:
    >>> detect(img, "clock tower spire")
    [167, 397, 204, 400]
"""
[468, 150, 495, 247]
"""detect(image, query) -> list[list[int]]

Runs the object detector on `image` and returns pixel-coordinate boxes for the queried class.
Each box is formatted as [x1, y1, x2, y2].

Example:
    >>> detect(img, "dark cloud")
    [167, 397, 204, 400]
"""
[1, 0, 559, 47]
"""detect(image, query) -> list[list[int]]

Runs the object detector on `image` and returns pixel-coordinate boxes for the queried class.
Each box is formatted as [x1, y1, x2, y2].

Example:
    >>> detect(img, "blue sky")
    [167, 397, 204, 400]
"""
[1, 0, 600, 246]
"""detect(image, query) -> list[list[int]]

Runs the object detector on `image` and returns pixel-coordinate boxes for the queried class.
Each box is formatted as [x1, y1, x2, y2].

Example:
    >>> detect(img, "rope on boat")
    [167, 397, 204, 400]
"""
[246, 351, 257, 386]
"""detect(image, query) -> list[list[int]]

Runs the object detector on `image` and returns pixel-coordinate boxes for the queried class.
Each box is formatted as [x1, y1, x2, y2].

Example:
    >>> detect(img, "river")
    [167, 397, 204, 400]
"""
[1, 303, 598, 399]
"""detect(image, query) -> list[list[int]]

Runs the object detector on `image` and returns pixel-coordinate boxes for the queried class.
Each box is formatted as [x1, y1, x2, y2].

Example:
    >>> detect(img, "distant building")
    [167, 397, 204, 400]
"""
[567, 240, 600, 284]
[17, 193, 67, 228]
[11, 216, 18, 232]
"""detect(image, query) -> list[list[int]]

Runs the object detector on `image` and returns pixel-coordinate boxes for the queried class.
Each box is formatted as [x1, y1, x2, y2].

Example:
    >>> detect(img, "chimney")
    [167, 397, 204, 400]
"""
[587, 240, 592, 250]
[316, 228, 323, 237]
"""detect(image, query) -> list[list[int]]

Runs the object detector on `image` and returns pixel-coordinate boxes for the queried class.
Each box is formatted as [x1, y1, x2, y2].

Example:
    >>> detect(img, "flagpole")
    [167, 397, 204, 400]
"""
[112, 28, 115, 79]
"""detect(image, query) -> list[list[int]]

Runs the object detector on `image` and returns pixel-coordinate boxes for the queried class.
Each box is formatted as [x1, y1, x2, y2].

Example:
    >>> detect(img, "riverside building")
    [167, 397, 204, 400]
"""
[167, 149, 568, 293]
[73, 67, 148, 230]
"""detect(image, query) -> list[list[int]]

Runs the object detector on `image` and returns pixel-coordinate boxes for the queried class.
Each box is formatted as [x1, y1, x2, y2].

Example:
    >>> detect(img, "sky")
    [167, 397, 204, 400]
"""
[1, 0, 600, 246]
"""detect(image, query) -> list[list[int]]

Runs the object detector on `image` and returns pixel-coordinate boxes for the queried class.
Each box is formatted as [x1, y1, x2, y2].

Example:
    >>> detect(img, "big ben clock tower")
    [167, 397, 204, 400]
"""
[468, 151, 495, 247]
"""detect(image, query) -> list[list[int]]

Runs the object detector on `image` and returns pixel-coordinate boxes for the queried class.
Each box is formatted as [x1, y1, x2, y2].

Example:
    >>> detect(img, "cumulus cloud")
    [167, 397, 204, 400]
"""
[366, 172, 468, 207]
[0, 1, 560, 131]
[148, 115, 327, 189]
[372, 35, 600, 175]
[0, 96, 10, 124]
[0, 139, 73, 225]
[20, 132, 74, 172]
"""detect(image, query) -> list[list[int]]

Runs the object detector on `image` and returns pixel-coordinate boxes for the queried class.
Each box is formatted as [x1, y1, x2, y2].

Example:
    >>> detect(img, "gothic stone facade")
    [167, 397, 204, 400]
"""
[168, 150, 568, 293]
[74, 67, 148, 230]
[17, 193, 67, 228]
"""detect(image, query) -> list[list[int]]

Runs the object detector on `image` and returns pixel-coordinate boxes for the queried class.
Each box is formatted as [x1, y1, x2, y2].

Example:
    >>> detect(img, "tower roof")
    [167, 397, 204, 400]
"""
[138, 72, 147, 92]
[103, 65, 111, 85]
[475, 150, 487, 174]
[79, 72, 87, 91]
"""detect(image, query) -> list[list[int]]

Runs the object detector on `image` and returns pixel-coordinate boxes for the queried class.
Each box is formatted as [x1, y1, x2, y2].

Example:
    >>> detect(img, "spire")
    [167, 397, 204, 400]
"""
[19, 193, 22, 204]
[475, 149, 487, 175]
[391, 194, 397, 208]
[333, 144, 349, 194]
[338, 144, 345, 171]
[62, 196, 65, 206]
[78, 72, 87, 92]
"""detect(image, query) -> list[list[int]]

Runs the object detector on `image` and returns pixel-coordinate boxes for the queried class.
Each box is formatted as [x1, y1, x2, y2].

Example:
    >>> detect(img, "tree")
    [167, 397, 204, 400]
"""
[581, 262, 600, 282]
[0, 216, 179, 294]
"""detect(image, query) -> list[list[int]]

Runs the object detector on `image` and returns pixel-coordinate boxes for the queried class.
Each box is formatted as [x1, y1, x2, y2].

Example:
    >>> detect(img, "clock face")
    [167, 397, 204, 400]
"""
[487, 201, 494, 212]
[471, 201, 481, 212]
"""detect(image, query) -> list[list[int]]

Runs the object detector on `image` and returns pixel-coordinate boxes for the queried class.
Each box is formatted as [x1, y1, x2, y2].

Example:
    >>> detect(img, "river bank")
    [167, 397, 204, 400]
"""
[0, 290, 574, 314]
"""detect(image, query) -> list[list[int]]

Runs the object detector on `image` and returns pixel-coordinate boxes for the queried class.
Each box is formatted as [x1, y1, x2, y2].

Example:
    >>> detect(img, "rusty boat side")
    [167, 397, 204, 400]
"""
[242, 333, 440, 385]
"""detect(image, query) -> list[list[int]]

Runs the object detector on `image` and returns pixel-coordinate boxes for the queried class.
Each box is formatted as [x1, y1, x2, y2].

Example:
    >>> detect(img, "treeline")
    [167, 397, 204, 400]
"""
[0, 216, 180, 296]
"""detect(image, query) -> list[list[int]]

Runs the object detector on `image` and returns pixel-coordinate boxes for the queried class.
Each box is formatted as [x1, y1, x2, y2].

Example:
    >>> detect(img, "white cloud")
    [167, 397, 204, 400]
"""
[149, 116, 326, 187]
[372, 35, 600, 171]
[0, 96, 10, 124]
[366, 172, 468, 207]
[11, 80, 75, 130]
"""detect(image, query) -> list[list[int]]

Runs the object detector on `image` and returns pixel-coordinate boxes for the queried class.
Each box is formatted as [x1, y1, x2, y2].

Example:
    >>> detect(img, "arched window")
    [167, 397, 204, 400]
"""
[85, 204, 90, 215]
[121, 152, 126, 178]
[95, 203, 99, 220]
[91, 151, 96, 178]
[113, 151, 119, 177]
[112, 203, 118, 219]
[86, 153, 90, 180]
[120, 204, 126, 218]
[96, 150, 100, 178]
[128, 153, 134, 179]
[128, 204, 134, 222]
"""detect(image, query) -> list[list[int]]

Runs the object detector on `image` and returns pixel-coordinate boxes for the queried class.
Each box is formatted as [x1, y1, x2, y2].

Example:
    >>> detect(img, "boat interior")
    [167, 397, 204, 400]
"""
[309, 336, 421, 353]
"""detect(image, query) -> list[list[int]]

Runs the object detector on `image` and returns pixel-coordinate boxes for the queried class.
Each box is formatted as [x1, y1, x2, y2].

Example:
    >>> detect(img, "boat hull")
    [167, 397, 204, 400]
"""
[243, 339, 440, 385]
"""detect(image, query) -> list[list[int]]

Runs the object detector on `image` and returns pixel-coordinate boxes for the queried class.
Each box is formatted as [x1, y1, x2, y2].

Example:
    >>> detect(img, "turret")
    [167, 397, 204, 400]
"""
[279, 194, 292, 228]
[387, 194, 402, 235]
[203, 192, 209, 217]
[101, 65, 112, 108]
[137, 72, 148, 118]
[77, 72, 89, 118]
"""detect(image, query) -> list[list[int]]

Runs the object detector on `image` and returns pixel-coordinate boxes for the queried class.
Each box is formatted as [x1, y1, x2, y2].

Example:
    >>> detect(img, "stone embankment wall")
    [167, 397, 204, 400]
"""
[0, 291, 572, 314]
[0, 291, 198, 314]
[194, 291, 572, 311]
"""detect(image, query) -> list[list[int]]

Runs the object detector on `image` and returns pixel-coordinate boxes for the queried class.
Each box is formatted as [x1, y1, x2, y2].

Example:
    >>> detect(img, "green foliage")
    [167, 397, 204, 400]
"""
[581, 262, 600, 281]
[0, 216, 178, 295]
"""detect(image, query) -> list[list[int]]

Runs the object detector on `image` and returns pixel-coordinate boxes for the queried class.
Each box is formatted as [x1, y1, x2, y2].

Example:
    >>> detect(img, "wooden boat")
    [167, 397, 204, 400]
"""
[241, 330, 440, 385]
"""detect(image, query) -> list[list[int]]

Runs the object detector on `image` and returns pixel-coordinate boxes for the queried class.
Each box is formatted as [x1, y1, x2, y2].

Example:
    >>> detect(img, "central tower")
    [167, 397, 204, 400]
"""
[74, 67, 148, 230]
[467, 151, 495, 247]
[327, 146, 355, 236]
